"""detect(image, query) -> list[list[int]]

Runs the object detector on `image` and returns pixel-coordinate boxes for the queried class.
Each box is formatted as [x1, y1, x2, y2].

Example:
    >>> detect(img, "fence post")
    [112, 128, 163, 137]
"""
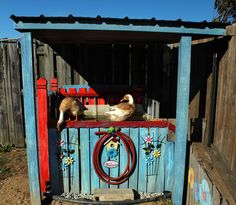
[37, 77, 50, 193]
[173, 36, 192, 205]
[21, 32, 41, 205]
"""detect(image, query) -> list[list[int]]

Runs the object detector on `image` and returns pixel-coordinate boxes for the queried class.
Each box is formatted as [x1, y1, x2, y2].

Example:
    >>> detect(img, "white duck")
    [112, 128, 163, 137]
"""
[104, 94, 135, 121]
[57, 97, 84, 131]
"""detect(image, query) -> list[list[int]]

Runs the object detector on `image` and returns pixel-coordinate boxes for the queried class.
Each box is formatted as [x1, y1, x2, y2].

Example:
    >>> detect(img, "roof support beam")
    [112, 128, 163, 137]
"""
[173, 36, 192, 205]
[21, 32, 42, 205]
[14, 22, 226, 36]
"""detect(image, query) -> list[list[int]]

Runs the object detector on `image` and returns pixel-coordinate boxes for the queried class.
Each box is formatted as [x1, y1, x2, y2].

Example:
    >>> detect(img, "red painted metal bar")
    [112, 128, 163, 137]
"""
[37, 78, 50, 193]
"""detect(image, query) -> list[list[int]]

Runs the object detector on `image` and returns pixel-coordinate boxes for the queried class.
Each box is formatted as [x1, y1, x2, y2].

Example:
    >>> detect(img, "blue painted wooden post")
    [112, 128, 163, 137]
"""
[21, 32, 41, 205]
[172, 36, 192, 205]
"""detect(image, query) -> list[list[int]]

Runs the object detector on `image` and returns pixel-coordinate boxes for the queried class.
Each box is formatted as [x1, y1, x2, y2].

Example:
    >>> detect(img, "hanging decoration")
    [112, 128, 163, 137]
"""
[92, 127, 136, 185]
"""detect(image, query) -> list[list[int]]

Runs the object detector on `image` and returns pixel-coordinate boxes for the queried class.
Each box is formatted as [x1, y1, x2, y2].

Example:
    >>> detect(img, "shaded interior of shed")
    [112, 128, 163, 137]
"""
[35, 38, 177, 121]
[33, 32, 223, 122]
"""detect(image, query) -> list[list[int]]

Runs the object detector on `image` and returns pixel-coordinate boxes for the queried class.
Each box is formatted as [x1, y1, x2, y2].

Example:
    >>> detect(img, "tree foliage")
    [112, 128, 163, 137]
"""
[214, 0, 236, 23]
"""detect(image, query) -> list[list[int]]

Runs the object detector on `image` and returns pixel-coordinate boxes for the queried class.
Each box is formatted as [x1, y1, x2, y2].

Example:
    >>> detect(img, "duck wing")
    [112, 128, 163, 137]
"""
[105, 103, 135, 119]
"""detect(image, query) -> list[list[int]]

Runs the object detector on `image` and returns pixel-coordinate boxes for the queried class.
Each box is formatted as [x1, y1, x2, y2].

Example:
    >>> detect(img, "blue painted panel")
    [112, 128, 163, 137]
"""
[165, 141, 175, 192]
[156, 128, 168, 193]
[119, 128, 129, 188]
[147, 128, 159, 193]
[173, 36, 192, 205]
[80, 128, 91, 193]
[48, 126, 173, 195]
[61, 129, 69, 193]
[138, 128, 148, 192]
[69, 128, 80, 193]
[128, 128, 139, 190]
[100, 128, 109, 189]
[48, 128, 63, 194]
[90, 128, 100, 192]
[21, 32, 41, 205]
[15, 22, 226, 36]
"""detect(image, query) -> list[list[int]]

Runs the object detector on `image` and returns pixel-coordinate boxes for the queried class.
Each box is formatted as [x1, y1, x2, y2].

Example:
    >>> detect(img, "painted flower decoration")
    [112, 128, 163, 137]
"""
[64, 157, 74, 166]
[56, 139, 65, 147]
[199, 179, 211, 205]
[145, 156, 154, 165]
[153, 150, 161, 158]
[145, 135, 153, 144]
[188, 167, 195, 189]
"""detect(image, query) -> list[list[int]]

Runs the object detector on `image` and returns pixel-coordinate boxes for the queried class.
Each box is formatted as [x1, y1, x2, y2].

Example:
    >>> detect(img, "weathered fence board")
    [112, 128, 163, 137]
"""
[0, 41, 24, 147]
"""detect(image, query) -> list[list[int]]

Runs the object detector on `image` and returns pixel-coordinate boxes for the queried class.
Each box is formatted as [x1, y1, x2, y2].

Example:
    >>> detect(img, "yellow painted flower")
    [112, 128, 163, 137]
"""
[65, 157, 74, 165]
[188, 167, 195, 189]
[153, 150, 161, 158]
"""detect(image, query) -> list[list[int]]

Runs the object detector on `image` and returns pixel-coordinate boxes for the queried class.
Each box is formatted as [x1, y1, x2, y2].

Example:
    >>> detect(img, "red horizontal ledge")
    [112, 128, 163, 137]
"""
[50, 120, 175, 132]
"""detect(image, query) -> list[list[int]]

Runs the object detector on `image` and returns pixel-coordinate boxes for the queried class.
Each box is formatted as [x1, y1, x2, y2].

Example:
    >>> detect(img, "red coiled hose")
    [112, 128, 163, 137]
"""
[92, 131, 137, 185]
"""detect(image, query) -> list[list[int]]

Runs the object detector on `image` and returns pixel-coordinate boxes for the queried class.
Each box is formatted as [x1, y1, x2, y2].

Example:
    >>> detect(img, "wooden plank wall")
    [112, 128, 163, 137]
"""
[0, 40, 25, 147]
[214, 31, 236, 174]
[48, 127, 174, 195]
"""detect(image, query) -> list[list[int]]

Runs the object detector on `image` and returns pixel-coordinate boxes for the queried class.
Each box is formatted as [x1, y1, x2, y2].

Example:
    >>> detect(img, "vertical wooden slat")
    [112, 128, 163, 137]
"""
[37, 78, 50, 192]
[69, 128, 80, 193]
[21, 32, 41, 205]
[138, 128, 148, 192]
[2, 42, 25, 147]
[108, 128, 119, 189]
[100, 128, 109, 189]
[3, 43, 14, 145]
[90, 128, 100, 192]
[156, 128, 167, 193]
[147, 127, 159, 193]
[56, 45, 72, 87]
[48, 128, 62, 194]
[0, 43, 10, 145]
[165, 141, 175, 192]
[44, 44, 54, 84]
[173, 36, 192, 205]
[61, 129, 69, 193]
[80, 128, 91, 193]
[128, 128, 139, 190]
[119, 128, 129, 188]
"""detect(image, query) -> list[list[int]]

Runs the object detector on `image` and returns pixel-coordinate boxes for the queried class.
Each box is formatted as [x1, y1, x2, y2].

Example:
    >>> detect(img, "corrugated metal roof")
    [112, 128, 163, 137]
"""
[10, 15, 228, 29]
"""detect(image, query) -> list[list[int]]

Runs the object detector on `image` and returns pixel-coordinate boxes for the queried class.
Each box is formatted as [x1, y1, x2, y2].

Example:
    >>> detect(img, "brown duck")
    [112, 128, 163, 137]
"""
[57, 97, 84, 131]
[104, 94, 135, 121]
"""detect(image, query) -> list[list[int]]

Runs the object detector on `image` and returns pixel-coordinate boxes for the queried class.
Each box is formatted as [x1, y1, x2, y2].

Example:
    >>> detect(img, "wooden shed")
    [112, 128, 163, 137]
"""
[11, 15, 229, 205]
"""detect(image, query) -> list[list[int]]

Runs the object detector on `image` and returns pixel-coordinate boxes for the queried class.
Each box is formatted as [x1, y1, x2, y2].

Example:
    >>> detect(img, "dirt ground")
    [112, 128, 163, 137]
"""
[0, 148, 30, 205]
[0, 148, 171, 205]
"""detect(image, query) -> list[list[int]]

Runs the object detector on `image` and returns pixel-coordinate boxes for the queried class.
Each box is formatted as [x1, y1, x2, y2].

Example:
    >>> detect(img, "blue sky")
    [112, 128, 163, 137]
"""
[1, 0, 217, 38]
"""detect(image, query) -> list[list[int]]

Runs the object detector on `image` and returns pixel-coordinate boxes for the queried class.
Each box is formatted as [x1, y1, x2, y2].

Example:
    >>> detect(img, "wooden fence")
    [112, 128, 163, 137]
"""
[0, 40, 25, 147]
